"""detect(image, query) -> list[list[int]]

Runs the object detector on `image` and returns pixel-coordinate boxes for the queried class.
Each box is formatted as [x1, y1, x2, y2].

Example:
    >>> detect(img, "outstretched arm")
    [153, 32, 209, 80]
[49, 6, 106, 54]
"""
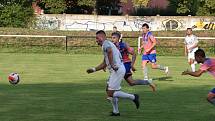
[182, 69, 205, 77]
[86, 58, 107, 73]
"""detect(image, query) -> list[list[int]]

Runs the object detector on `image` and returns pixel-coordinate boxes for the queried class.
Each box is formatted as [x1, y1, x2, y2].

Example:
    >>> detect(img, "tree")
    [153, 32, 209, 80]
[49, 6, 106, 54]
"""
[38, 0, 66, 14]
[0, 0, 35, 27]
[173, 0, 215, 16]
[132, 0, 150, 7]
[196, 0, 215, 16]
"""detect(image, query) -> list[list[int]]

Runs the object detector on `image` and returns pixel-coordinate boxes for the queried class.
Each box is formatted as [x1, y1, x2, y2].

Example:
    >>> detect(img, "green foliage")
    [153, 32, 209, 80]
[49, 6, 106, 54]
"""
[0, 1, 34, 28]
[196, 0, 215, 16]
[132, 0, 150, 7]
[77, 0, 95, 6]
[172, 0, 215, 16]
[39, 0, 66, 14]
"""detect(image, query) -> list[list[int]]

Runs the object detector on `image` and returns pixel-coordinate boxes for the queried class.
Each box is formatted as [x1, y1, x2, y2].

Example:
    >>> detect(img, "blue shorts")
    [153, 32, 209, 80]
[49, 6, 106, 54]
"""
[124, 62, 132, 74]
[210, 88, 215, 94]
[142, 54, 157, 63]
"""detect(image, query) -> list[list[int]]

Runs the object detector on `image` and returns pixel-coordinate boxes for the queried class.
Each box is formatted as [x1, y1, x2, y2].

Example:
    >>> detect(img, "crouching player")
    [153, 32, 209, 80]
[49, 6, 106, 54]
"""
[182, 49, 215, 106]
[111, 32, 156, 91]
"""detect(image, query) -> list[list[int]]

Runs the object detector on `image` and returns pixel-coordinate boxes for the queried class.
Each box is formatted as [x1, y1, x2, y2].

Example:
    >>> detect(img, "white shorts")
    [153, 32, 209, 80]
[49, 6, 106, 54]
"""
[188, 48, 198, 61]
[107, 64, 125, 90]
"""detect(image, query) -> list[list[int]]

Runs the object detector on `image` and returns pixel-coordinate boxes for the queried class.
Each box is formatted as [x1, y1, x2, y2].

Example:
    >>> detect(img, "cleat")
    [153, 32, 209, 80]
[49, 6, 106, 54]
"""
[148, 79, 156, 92]
[110, 112, 120, 116]
[165, 67, 169, 76]
[133, 94, 140, 109]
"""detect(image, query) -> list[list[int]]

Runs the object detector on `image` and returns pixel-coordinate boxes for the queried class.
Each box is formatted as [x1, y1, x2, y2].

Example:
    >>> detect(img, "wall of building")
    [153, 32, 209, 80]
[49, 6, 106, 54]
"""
[35, 14, 215, 31]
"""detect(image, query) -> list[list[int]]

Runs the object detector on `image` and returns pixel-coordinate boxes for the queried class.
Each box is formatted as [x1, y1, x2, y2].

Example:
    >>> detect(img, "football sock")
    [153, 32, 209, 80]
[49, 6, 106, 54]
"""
[134, 79, 149, 85]
[111, 97, 119, 113]
[143, 67, 148, 79]
[113, 91, 135, 100]
[191, 63, 195, 72]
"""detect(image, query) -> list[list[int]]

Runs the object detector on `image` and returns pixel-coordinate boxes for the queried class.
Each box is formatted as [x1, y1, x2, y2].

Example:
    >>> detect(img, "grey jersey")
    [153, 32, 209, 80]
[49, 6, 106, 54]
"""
[102, 40, 123, 71]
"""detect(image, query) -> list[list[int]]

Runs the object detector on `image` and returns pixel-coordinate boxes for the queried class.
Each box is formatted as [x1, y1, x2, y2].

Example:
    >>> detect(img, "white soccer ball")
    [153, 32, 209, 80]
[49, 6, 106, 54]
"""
[8, 73, 20, 85]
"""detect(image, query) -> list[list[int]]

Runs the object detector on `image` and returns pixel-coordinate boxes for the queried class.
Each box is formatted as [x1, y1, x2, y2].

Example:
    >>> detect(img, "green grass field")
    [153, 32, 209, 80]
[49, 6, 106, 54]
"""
[0, 53, 215, 121]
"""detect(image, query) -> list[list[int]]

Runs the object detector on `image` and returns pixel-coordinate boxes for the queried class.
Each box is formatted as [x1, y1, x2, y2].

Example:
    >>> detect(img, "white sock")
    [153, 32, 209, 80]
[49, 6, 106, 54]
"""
[111, 97, 119, 113]
[113, 91, 135, 100]
[143, 67, 148, 80]
[191, 63, 195, 72]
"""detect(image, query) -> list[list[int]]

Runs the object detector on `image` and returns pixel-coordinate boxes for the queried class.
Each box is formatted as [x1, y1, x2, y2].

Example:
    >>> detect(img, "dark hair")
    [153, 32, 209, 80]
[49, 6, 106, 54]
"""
[195, 48, 205, 58]
[187, 28, 192, 31]
[111, 32, 121, 38]
[113, 26, 117, 29]
[96, 30, 106, 36]
[142, 23, 149, 28]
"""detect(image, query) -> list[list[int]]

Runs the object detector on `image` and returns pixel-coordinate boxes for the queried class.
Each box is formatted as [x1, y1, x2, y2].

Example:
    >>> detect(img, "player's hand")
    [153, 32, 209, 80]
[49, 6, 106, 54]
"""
[131, 66, 136, 72]
[86, 68, 96, 74]
[111, 65, 119, 71]
[103, 67, 106, 72]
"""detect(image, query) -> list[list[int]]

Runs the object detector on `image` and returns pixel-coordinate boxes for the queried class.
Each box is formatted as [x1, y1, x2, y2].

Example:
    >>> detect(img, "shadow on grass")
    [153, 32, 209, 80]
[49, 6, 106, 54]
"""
[152, 76, 173, 81]
[0, 82, 214, 121]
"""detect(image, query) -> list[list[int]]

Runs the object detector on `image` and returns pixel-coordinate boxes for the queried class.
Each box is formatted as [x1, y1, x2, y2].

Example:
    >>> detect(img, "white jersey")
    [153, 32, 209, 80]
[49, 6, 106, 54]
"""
[102, 40, 123, 71]
[184, 34, 198, 53]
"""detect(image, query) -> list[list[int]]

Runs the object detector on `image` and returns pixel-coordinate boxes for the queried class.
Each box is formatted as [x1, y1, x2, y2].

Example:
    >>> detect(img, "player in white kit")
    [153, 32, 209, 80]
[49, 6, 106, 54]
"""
[184, 28, 199, 72]
[86, 30, 140, 116]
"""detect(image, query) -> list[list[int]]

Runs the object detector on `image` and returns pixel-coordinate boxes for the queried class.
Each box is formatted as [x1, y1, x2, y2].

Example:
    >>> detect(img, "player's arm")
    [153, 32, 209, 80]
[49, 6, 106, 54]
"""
[126, 44, 136, 71]
[86, 58, 107, 73]
[146, 35, 156, 53]
[107, 47, 118, 71]
[184, 45, 188, 56]
[182, 69, 206, 77]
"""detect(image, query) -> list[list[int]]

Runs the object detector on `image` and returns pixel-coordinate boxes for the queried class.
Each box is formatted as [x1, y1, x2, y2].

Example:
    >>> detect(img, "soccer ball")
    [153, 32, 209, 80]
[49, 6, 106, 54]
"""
[8, 73, 20, 85]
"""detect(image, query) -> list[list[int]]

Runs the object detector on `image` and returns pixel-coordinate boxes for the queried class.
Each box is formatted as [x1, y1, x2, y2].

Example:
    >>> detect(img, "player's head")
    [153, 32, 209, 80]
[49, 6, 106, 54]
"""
[186, 28, 192, 35]
[142, 23, 149, 34]
[113, 26, 117, 32]
[111, 32, 121, 44]
[96, 30, 106, 46]
[195, 48, 206, 63]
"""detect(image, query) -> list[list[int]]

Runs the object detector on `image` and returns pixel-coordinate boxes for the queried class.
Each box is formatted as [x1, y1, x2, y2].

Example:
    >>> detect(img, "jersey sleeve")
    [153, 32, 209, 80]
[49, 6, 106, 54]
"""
[200, 63, 210, 71]
[103, 41, 112, 52]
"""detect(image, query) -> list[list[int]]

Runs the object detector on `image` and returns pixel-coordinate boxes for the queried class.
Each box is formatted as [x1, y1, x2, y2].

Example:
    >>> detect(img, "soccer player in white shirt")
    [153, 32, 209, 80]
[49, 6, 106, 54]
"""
[86, 30, 140, 116]
[184, 28, 199, 72]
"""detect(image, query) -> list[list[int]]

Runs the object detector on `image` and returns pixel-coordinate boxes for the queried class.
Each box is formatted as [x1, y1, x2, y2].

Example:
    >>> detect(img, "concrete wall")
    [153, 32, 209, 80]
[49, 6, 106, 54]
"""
[35, 14, 215, 31]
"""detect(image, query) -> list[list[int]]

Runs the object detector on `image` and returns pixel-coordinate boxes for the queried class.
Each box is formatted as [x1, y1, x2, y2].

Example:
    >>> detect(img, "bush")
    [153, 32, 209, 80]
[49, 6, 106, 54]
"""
[0, 2, 35, 28]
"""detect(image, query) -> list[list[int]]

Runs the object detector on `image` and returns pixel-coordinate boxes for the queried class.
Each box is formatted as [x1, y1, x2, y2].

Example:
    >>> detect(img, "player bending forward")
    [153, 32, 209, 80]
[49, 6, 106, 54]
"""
[111, 32, 156, 91]
[87, 30, 140, 116]
[182, 49, 215, 106]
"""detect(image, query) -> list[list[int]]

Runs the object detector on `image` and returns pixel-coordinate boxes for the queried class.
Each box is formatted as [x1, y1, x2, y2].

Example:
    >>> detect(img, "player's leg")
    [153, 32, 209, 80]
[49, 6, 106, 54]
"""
[206, 88, 215, 106]
[108, 66, 140, 110]
[188, 52, 196, 72]
[126, 75, 156, 91]
[149, 54, 169, 75]
[142, 55, 149, 79]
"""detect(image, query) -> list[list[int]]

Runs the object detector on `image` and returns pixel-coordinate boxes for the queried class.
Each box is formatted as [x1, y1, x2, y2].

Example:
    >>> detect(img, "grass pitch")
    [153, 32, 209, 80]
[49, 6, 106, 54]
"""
[0, 53, 214, 121]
